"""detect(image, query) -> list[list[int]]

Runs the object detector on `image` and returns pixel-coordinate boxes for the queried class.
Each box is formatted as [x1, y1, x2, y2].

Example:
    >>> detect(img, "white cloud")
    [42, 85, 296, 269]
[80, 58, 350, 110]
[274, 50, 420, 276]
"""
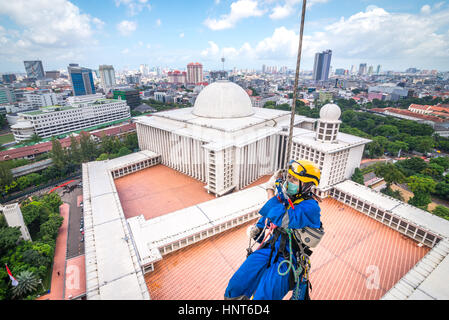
[269, 0, 329, 20]
[421, 4, 431, 14]
[156, 19, 162, 27]
[117, 20, 137, 36]
[121, 48, 130, 54]
[0, 0, 104, 68]
[179, 32, 185, 38]
[201, 41, 220, 57]
[204, 0, 265, 30]
[201, 5, 449, 69]
[115, 0, 151, 16]
[0, 0, 96, 45]
[92, 17, 105, 29]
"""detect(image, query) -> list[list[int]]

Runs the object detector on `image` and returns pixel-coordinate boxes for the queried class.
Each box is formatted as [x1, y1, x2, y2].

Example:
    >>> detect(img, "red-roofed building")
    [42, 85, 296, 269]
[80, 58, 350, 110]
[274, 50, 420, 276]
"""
[167, 70, 187, 84]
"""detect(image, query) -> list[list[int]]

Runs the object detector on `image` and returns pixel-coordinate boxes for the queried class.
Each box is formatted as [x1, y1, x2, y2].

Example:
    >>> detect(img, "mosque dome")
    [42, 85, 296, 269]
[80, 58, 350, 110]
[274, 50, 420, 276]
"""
[319, 103, 341, 122]
[192, 80, 255, 118]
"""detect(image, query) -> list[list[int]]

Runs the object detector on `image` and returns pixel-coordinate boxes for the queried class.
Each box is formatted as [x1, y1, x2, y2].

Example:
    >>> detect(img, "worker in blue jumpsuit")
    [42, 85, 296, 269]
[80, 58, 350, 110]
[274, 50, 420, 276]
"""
[224, 159, 322, 300]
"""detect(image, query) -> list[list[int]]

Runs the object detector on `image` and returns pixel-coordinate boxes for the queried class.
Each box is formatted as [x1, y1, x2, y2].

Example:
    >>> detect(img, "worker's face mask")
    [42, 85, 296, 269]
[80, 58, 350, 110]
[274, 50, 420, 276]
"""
[286, 181, 300, 195]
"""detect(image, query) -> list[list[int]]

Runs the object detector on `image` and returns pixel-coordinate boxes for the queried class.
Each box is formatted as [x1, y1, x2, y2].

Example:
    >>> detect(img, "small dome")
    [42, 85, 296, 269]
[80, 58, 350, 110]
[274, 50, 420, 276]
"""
[192, 80, 255, 118]
[320, 103, 341, 121]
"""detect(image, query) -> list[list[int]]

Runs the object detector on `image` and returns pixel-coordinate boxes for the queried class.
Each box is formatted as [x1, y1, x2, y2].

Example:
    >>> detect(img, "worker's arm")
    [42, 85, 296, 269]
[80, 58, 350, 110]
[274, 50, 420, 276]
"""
[267, 188, 275, 199]
[280, 200, 321, 230]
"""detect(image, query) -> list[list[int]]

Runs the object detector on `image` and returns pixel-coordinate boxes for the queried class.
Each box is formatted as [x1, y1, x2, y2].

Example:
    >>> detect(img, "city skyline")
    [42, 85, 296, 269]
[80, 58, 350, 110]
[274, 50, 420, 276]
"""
[0, 0, 449, 73]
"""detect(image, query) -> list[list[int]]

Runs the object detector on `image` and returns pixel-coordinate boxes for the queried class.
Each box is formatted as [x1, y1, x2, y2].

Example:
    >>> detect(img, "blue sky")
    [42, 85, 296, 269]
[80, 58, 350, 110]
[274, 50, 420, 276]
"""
[1, 0, 449, 73]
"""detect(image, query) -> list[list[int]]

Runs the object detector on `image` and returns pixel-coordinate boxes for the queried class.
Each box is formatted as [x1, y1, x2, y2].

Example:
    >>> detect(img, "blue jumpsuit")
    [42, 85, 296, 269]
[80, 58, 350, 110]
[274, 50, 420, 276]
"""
[224, 195, 321, 300]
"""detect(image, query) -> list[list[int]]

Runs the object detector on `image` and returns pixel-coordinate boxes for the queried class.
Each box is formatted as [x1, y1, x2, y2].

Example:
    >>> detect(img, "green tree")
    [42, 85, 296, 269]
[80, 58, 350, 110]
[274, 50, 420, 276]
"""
[0, 227, 22, 256]
[11, 270, 40, 299]
[407, 175, 437, 210]
[117, 146, 131, 157]
[434, 181, 449, 201]
[50, 138, 67, 170]
[0, 161, 13, 190]
[38, 213, 63, 240]
[374, 125, 399, 138]
[430, 156, 449, 171]
[432, 205, 449, 220]
[351, 168, 364, 185]
[69, 135, 81, 165]
[396, 157, 428, 176]
[79, 133, 97, 162]
[16, 176, 31, 191]
[374, 163, 406, 188]
[422, 163, 445, 180]
[96, 153, 109, 161]
[124, 133, 139, 151]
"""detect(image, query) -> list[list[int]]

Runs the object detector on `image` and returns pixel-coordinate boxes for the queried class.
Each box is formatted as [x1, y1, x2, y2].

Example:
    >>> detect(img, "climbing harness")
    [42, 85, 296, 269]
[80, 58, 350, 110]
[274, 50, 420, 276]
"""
[245, 189, 324, 300]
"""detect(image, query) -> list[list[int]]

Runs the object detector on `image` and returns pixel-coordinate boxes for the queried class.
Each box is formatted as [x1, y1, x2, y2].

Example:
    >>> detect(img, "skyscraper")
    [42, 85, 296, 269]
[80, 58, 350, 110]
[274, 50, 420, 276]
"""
[312, 50, 332, 81]
[358, 63, 367, 76]
[99, 65, 116, 90]
[376, 65, 382, 75]
[67, 64, 96, 96]
[187, 62, 203, 84]
[24, 60, 45, 79]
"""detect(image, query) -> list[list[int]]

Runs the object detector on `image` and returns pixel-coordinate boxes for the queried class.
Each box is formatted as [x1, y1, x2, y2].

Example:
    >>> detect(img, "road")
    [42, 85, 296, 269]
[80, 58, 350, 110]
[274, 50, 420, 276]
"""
[58, 179, 85, 259]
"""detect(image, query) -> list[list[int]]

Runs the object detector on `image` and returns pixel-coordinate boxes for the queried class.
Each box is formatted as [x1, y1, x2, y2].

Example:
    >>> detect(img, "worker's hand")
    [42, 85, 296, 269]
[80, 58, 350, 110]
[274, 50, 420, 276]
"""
[265, 169, 283, 191]
[249, 225, 263, 241]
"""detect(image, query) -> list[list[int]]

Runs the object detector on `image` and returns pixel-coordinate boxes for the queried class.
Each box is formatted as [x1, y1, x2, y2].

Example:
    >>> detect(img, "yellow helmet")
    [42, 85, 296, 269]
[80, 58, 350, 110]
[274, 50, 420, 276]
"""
[288, 159, 321, 186]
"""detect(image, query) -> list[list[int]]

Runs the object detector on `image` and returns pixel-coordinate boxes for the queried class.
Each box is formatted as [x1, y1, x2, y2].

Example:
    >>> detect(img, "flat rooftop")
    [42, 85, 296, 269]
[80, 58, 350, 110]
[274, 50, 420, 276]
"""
[144, 198, 429, 300]
[114, 164, 215, 220]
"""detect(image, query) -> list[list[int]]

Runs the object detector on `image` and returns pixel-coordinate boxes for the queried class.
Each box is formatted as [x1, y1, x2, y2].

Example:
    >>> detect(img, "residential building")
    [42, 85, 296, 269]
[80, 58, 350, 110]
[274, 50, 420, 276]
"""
[167, 70, 186, 84]
[99, 65, 116, 90]
[10, 98, 130, 142]
[67, 64, 96, 96]
[45, 70, 60, 80]
[358, 63, 367, 76]
[0, 86, 16, 104]
[113, 88, 141, 109]
[24, 60, 45, 79]
[23, 91, 61, 108]
[187, 63, 203, 84]
[2, 74, 16, 84]
[312, 50, 332, 81]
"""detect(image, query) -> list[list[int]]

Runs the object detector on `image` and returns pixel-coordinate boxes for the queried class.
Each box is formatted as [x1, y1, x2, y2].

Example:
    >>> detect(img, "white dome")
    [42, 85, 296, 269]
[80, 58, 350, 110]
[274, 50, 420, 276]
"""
[320, 103, 341, 121]
[192, 80, 255, 118]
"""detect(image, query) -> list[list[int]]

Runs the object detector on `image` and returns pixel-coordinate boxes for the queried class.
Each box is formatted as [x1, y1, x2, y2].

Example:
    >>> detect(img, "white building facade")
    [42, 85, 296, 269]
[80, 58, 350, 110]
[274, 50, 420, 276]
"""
[99, 65, 116, 91]
[11, 98, 130, 142]
[136, 80, 371, 197]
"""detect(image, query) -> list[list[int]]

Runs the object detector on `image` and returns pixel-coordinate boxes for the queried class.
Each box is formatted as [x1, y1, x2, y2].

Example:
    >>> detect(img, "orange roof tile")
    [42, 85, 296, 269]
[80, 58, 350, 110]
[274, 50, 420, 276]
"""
[144, 198, 429, 300]
[114, 164, 215, 220]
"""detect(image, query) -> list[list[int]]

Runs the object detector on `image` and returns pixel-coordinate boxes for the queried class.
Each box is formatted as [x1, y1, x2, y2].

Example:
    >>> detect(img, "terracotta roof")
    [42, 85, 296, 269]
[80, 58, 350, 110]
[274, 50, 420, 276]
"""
[0, 136, 76, 161]
[114, 164, 215, 220]
[375, 107, 446, 123]
[90, 122, 136, 138]
[144, 197, 429, 300]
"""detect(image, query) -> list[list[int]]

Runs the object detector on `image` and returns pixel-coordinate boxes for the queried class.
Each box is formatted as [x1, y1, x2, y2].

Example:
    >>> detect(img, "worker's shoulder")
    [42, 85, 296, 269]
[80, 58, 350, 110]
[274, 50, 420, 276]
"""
[296, 198, 321, 212]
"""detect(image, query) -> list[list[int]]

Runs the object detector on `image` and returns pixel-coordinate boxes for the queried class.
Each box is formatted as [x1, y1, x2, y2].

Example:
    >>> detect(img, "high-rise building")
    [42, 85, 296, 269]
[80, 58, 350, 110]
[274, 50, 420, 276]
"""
[0, 87, 16, 104]
[45, 71, 60, 80]
[67, 64, 96, 96]
[99, 65, 116, 90]
[312, 50, 332, 81]
[358, 63, 367, 76]
[376, 65, 381, 75]
[168, 70, 187, 84]
[350, 65, 355, 75]
[368, 65, 374, 75]
[2, 74, 16, 84]
[24, 60, 45, 80]
[113, 88, 141, 109]
[187, 63, 203, 84]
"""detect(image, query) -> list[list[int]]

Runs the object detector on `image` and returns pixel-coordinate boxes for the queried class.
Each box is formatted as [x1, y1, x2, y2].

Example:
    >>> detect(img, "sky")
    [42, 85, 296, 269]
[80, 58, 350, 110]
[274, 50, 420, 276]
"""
[1, 0, 449, 73]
